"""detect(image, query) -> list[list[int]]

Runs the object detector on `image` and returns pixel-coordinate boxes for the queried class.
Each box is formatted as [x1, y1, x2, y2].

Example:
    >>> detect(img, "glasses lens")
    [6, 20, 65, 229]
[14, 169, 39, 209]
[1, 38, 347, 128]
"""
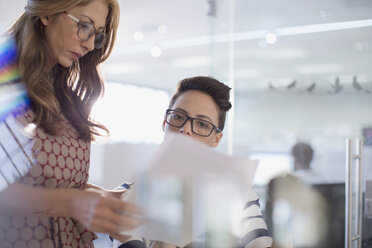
[94, 32, 106, 49]
[166, 111, 186, 127]
[77, 22, 94, 40]
[77, 21, 106, 49]
[193, 119, 213, 136]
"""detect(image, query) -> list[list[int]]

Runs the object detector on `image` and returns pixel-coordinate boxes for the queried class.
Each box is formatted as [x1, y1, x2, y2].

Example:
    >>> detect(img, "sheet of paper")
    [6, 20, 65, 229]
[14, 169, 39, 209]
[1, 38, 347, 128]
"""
[122, 133, 258, 247]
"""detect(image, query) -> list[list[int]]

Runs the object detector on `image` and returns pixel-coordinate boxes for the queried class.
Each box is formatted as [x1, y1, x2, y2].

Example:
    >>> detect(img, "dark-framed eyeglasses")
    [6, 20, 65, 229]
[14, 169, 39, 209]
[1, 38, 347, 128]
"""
[64, 12, 106, 49]
[165, 109, 221, 137]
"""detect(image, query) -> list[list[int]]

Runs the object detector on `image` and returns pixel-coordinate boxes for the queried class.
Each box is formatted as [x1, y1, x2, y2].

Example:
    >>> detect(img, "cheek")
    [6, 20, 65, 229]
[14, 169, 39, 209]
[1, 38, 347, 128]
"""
[205, 134, 219, 147]
[57, 22, 79, 45]
[206, 137, 215, 146]
[46, 25, 73, 53]
[165, 125, 178, 133]
[60, 26, 79, 47]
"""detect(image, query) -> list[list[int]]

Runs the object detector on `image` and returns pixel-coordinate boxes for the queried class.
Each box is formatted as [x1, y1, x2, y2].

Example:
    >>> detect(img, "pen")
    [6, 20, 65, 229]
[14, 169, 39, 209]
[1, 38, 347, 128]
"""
[118, 182, 134, 190]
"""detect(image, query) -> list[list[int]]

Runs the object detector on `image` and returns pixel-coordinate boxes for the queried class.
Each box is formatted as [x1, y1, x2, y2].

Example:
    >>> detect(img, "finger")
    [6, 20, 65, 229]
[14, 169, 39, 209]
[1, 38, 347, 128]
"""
[90, 217, 123, 234]
[109, 189, 126, 199]
[114, 213, 146, 231]
[93, 204, 145, 231]
[89, 207, 135, 234]
[90, 211, 144, 234]
[102, 197, 145, 216]
[111, 199, 145, 216]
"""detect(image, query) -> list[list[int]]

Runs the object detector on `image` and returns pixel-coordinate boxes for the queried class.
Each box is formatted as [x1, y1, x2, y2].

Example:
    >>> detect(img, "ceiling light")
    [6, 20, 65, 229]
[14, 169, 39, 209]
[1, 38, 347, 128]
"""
[150, 46, 162, 57]
[265, 33, 277, 44]
[276, 19, 372, 36]
[157, 25, 168, 34]
[114, 18, 372, 55]
[133, 31, 144, 41]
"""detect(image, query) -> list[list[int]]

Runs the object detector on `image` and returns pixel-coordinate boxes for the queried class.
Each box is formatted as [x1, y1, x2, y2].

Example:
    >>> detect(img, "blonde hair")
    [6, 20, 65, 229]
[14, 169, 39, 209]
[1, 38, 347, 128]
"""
[8, 0, 120, 141]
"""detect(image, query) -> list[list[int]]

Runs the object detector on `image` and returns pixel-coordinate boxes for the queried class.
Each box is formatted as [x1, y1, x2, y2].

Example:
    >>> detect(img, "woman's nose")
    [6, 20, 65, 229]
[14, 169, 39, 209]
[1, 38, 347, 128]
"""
[81, 35, 95, 52]
[179, 119, 192, 136]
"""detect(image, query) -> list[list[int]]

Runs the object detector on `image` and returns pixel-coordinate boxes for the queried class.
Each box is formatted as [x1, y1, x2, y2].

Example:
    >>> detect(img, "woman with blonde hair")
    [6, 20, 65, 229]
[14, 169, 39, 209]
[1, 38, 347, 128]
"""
[0, 0, 142, 247]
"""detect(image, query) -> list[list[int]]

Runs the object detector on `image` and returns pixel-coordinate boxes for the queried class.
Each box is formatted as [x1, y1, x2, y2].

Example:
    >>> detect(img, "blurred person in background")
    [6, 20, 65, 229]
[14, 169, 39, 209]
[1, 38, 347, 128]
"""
[291, 142, 324, 185]
[266, 142, 335, 248]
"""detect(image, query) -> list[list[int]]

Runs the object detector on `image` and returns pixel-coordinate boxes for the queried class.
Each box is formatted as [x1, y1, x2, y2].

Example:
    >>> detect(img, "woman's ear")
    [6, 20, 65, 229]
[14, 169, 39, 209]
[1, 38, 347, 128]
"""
[162, 120, 166, 131]
[40, 16, 49, 26]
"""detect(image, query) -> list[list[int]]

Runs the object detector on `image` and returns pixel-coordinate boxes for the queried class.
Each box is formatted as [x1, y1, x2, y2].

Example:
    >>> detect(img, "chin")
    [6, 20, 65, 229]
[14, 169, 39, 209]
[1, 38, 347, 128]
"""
[57, 58, 74, 68]
[58, 62, 73, 68]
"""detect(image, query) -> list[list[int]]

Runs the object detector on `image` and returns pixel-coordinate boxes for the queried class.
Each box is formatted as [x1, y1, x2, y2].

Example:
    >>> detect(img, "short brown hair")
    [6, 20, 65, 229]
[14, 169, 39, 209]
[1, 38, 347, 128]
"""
[168, 76, 232, 130]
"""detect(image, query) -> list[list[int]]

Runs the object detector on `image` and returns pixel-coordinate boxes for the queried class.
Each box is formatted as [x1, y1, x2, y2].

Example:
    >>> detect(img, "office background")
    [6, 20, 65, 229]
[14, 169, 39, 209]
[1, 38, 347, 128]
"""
[1, 0, 372, 246]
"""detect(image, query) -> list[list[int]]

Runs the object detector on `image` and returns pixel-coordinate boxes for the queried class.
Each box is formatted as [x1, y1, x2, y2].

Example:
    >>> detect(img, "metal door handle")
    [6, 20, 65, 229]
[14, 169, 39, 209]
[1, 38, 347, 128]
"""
[345, 138, 363, 248]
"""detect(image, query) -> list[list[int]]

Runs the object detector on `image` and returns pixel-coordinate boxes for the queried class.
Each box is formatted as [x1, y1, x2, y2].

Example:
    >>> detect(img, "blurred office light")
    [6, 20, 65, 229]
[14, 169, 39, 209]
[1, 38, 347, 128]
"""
[265, 33, 277, 44]
[114, 18, 372, 55]
[150, 45, 162, 57]
[157, 25, 168, 34]
[276, 19, 372, 36]
[91, 82, 169, 144]
[133, 31, 144, 41]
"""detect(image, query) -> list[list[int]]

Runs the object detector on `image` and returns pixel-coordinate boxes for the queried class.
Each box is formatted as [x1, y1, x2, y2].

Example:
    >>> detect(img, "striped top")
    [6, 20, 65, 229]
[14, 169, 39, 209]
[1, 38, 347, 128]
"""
[239, 190, 272, 248]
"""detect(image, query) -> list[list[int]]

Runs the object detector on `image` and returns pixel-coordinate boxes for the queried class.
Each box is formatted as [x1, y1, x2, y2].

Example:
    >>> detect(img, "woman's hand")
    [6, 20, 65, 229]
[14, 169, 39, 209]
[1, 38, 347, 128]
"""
[0, 183, 142, 243]
[62, 188, 144, 240]
[84, 183, 127, 199]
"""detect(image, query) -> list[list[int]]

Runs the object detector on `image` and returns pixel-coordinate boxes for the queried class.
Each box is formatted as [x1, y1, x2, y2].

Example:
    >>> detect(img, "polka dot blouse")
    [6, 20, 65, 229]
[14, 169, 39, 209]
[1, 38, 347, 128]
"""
[0, 110, 96, 248]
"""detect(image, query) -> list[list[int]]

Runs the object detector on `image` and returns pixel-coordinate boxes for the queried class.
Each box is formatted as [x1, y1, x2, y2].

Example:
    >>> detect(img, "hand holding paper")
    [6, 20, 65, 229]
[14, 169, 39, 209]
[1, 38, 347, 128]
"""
[123, 133, 258, 247]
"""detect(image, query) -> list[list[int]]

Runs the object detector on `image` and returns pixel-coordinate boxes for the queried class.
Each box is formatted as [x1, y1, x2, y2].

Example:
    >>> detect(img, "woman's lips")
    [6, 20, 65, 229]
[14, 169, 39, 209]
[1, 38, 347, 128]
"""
[71, 51, 82, 60]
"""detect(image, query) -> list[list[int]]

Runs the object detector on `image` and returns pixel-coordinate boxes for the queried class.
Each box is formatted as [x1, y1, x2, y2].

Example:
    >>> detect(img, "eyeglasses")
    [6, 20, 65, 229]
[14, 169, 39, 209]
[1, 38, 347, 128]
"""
[165, 109, 221, 137]
[64, 12, 106, 49]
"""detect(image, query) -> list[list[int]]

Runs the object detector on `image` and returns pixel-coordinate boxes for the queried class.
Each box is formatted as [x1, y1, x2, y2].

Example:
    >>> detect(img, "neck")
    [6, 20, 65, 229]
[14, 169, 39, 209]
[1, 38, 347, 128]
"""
[294, 163, 310, 171]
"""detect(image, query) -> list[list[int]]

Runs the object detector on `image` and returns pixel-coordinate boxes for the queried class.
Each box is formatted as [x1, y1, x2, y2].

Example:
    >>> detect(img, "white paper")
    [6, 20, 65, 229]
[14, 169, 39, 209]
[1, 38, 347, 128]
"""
[122, 133, 258, 247]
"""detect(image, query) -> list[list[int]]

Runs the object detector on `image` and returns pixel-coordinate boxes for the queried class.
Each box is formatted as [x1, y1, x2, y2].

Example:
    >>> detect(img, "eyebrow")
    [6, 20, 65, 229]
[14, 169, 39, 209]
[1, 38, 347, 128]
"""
[80, 14, 105, 30]
[174, 108, 214, 123]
